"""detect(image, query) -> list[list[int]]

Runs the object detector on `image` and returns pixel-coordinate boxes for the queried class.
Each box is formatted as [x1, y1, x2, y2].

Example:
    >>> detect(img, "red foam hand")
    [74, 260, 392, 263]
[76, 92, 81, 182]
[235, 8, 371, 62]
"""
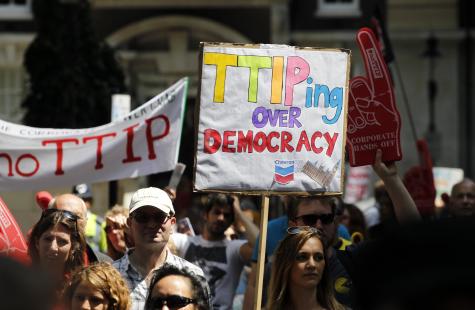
[347, 28, 402, 166]
[0, 197, 29, 264]
[403, 139, 436, 217]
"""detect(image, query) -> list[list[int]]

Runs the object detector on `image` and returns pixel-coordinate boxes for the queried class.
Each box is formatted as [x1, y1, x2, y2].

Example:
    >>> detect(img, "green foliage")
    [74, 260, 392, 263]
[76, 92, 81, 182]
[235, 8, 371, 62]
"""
[22, 0, 126, 128]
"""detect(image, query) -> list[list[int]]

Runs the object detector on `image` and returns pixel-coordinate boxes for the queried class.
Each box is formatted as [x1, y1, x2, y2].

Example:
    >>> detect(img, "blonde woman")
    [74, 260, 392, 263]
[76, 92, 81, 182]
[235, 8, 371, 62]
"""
[103, 205, 130, 260]
[64, 262, 130, 310]
[267, 227, 344, 310]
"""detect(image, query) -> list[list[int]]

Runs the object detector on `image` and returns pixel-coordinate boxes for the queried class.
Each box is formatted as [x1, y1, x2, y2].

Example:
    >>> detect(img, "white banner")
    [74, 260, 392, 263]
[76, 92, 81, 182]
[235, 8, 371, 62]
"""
[0, 78, 188, 191]
[194, 43, 350, 194]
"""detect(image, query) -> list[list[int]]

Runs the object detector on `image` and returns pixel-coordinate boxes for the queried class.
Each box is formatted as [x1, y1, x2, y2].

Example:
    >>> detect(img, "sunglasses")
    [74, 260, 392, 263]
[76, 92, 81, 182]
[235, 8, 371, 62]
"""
[41, 208, 79, 222]
[295, 213, 334, 225]
[132, 211, 170, 225]
[151, 295, 196, 309]
[287, 226, 322, 236]
[41, 209, 80, 233]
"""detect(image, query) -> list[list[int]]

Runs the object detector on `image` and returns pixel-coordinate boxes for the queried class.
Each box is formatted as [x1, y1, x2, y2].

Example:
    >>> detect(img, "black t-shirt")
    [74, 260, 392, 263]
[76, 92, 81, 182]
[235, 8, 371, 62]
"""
[328, 249, 353, 307]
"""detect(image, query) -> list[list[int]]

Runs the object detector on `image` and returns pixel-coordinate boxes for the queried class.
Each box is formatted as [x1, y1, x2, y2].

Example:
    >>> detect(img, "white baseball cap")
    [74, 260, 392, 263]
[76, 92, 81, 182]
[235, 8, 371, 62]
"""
[129, 187, 175, 216]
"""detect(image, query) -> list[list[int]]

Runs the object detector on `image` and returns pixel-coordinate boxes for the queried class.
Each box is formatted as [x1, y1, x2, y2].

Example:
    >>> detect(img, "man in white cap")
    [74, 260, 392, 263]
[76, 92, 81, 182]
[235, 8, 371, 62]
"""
[112, 187, 205, 310]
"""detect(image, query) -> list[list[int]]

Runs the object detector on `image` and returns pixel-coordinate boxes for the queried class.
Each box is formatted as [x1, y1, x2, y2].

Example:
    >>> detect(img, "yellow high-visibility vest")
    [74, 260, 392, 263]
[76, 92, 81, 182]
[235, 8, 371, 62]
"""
[85, 212, 107, 253]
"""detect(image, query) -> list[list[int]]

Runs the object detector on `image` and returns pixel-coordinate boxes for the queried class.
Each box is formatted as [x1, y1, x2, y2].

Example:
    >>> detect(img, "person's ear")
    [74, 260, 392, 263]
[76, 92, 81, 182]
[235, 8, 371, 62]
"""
[170, 217, 176, 225]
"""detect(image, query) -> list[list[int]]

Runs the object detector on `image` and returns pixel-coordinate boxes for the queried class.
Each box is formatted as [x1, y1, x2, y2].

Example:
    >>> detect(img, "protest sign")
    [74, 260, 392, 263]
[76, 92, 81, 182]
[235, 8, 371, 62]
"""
[0, 78, 188, 191]
[433, 167, 463, 207]
[346, 28, 402, 167]
[344, 165, 372, 203]
[194, 43, 350, 194]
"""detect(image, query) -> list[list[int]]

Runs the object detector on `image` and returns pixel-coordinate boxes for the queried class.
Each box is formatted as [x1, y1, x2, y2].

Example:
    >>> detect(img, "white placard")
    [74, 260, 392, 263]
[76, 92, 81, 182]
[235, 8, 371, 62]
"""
[194, 43, 350, 194]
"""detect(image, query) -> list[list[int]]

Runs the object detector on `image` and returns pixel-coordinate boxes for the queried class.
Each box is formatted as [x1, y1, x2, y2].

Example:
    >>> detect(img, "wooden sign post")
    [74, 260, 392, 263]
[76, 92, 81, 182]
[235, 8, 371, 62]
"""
[253, 195, 269, 310]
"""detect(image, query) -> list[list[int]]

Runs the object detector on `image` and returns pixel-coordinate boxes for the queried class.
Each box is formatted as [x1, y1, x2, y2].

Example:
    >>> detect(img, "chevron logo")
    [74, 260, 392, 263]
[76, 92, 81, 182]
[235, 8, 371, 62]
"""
[274, 160, 294, 185]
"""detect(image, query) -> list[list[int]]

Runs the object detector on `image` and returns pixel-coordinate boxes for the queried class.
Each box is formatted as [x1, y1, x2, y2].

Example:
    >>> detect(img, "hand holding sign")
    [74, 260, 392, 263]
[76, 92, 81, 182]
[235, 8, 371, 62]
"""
[372, 149, 397, 180]
[347, 28, 402, 166]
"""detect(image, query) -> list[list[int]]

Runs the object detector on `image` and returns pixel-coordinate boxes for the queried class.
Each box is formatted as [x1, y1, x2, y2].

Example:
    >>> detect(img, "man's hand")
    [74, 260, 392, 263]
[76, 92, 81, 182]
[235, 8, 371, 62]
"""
[230, 195, 259, 259]
[164, 186, 177, 201]
[372, 149, 397, 181]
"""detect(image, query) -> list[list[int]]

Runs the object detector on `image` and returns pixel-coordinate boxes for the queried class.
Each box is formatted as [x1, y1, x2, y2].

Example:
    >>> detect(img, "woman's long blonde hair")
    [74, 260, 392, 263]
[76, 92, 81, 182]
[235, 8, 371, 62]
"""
[104, 205, 130, 260]
[267, 228, 343, 310]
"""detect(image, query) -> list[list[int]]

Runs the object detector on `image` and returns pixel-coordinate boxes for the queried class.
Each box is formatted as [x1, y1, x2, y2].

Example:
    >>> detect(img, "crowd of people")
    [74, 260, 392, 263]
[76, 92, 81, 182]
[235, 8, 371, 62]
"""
[2, 149, 475, 310]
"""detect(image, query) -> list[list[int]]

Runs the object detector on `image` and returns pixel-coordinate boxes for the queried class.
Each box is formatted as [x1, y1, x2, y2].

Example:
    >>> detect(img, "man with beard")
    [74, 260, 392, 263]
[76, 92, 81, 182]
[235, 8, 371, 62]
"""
[172, 194, 258, 310]
[112, 187, 205, 310]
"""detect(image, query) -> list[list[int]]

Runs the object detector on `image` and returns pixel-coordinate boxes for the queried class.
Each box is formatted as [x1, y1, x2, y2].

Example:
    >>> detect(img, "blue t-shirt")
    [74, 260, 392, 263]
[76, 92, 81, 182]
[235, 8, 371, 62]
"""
[338, 223, 351, 240]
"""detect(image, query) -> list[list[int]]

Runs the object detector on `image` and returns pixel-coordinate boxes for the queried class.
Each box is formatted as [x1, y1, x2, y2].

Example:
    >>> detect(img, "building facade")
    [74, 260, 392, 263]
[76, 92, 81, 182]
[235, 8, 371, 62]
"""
[0, 0, 473, 230]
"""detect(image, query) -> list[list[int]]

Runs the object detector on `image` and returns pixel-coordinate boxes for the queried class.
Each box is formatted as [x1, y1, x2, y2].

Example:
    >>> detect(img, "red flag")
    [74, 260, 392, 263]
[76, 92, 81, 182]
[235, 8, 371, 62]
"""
[0, 197, 30, 264]
[403, 139, 436, 217]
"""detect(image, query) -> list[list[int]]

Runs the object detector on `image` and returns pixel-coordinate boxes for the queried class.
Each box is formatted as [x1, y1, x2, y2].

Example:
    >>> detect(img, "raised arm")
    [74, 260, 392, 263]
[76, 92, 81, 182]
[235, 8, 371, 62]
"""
[232, 195, 259, 247]
[243, 262, 258, 310]
[372, 149, 421, 222]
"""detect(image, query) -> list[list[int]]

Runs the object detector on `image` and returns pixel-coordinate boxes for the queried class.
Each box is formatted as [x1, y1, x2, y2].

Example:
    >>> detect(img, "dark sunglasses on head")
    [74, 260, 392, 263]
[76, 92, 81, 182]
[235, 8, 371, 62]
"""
[287, 226, 322, 236]
[295, 213, 334, 225]
[40, 209, 80, 234]
[41, 208, 79, 222]
[151, 295, 196, 309]
[132, 211, 170, 225]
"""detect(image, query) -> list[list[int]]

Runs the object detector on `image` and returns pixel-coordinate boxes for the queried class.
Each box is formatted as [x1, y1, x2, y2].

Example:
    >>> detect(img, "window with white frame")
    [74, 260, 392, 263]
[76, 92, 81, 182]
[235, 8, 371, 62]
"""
[0, 67, 25, 123]
[315, 0, 361, 17]
[0, 40, 28, 123]
[0, 0, 32, 20]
